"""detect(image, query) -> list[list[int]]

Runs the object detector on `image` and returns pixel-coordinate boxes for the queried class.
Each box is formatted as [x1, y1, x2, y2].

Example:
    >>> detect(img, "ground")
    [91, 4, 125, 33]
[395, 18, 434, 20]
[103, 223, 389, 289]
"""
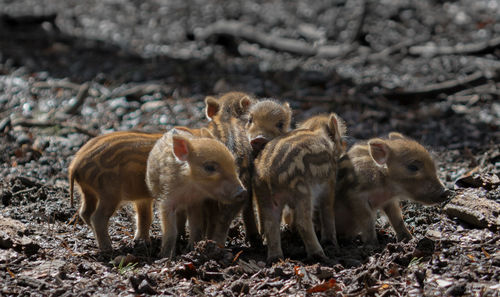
[0, 0, 499, 296]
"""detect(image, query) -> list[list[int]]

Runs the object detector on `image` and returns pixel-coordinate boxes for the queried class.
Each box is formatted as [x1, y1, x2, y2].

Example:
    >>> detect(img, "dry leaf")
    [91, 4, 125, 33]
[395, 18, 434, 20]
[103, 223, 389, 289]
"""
[306, 279, 337, 293]
[232, 250, 243, 263]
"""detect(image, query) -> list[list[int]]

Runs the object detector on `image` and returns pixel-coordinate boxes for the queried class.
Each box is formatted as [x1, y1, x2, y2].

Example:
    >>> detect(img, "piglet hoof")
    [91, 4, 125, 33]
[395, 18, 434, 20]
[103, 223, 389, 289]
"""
[323, 244, 338, 258]
[97, 249, 115, 261]
[397, 233, 413, 243]
[159, 248, 175, 260]
[305, 252, 329, 264]
[133, 239, 152, 252]
[248, 236, 264, 249]
[266, 255, 283, 266]
[321, 238, 338, 249]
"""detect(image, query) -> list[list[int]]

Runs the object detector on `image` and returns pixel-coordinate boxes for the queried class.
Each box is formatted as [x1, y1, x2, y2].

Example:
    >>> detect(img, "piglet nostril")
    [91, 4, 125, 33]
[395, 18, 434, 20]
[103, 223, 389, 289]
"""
[439, 189, 453, 201]
[250, 137, 269, 153]
[232, 186, 247, 200]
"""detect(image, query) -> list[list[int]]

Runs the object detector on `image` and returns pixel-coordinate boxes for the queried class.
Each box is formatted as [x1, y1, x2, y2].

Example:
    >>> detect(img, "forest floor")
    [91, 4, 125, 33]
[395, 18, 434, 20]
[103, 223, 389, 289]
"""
[0, 0, 499, 296]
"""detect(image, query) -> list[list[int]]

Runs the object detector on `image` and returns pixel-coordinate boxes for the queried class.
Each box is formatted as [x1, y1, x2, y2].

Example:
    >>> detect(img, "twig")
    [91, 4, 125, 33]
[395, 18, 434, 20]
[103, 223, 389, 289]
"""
[11, 118, 97, 137]
[383, 70, 493, 99]
[110, 83, 169, 100]
[64, 82, 90, 115]
[409, 36, 500, 57]
[32, 80, 81, 90]
[195, 20, 352, 58]
[0, 13, 57, 26]
[348, 0, 367, 44]
[12, 187, 37, 196]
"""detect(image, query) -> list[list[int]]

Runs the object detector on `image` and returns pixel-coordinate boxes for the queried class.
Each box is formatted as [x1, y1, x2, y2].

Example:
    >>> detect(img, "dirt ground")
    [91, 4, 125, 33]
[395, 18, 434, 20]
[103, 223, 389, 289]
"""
[0, 0, 499, 296]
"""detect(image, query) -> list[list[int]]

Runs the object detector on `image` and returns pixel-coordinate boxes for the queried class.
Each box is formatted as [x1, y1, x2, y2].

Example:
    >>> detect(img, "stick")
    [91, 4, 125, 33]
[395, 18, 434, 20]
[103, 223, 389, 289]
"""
[409, 36, 500, 57]
[32, 80, 81, 90]
[383, 71, 490, 99]
[64, 82, 90, 115]
[11, 118, 97, 137]
[12, 187, 37, 196]
[348, 0, 367, 44]
[195, 20, 352, 58]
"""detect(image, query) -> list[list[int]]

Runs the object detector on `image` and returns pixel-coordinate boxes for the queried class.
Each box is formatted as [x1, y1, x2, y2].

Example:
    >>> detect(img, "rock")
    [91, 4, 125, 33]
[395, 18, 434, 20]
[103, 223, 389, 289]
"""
[455, 173, 500, 190]
[111, 254, 138, 267]
[445, 282, 467, 296]
[444, 189, 500, 229]
[230, 280, 249, 294]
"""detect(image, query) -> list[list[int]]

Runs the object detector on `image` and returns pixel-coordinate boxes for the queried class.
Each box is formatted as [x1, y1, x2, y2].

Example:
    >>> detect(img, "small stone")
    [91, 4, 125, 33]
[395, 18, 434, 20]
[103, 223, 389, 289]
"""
[230, 280, 249, 294]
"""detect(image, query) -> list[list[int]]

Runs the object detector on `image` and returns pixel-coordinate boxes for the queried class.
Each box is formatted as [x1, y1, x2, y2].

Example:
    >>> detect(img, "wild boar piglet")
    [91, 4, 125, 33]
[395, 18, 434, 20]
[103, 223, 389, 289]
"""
[335, 132, 451, 244]
[245, 99, 292, 153]
[205, 91, 255, 120]
[200, 93, 259, 246]
[68, 131, 162, 252]
[146, 129, 246, 259]
[254, 113, 344, 263]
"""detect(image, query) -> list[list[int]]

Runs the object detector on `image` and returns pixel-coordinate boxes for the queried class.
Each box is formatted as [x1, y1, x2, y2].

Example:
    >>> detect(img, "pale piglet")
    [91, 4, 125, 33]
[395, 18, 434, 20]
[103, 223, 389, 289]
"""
[335, 132, 451, 244]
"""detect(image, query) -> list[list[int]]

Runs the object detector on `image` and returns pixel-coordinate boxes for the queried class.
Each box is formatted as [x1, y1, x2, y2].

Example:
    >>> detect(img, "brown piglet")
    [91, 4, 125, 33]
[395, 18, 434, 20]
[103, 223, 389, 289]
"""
[253, 113, 344, 263]
[200, 93, 259, 246]
[68, 131, 162, 252]
[146, 129, 246, 259]
[335, 132, 451, 244]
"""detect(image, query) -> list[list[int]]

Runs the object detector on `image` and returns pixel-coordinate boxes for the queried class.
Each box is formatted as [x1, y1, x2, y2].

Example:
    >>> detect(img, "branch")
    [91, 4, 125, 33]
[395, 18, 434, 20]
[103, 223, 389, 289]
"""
[382, 71, 493, 99]
[63, 82, 90, 115]
[195, 20, 352, 58]
[348, 0, 367, 44]
[11, 118, 97, 137]
[409, 36, 500, 57]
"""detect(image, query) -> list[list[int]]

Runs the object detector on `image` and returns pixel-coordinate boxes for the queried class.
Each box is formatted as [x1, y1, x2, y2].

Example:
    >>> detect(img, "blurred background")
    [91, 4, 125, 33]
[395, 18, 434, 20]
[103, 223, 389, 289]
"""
[1, 0, 499, 147]
[1, 1, 499, 296]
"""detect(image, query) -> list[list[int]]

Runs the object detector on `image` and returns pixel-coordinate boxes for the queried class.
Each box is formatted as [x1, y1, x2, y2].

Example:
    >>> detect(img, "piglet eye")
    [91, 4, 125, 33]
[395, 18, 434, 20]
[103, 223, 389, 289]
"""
[407, 163, 419, 172]
[276, 121, 284, 130]
[203, 163, 217, 173]
[248, 116, 253, 124]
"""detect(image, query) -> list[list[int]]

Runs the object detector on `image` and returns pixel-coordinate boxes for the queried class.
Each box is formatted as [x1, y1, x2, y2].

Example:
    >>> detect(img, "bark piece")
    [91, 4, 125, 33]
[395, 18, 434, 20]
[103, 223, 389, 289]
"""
[444, 190, 500, 229]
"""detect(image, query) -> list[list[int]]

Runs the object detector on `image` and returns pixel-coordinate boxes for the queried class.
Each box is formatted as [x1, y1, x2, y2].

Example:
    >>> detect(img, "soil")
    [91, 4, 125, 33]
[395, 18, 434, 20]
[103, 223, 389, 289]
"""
[0, 0, 499, 296]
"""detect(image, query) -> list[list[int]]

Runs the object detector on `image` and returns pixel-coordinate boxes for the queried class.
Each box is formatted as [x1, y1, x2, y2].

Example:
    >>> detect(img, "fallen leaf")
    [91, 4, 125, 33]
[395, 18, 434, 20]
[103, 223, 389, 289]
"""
[467, 254, 476, 262]
[306, 279, 337, 293]
[6, 267, 15, 278]
[436, 279, 453, 288]
[232, 250, 243, 264]
[379, 283, 391, 290]
[294, 266, 304, 277]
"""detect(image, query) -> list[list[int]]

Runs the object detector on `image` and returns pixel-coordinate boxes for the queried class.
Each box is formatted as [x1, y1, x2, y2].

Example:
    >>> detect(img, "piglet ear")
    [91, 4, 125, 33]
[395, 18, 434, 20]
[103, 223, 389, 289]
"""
[239, 96, 252, 112]
[328, 113, 339, 142]
[205, 96, 220, 120]
[200, 128, 215, 139]
[368, 139, 390, 166]
[284, 102, 291, 112]
[388, 132, 405, 140]
[172, 135, 191, 161]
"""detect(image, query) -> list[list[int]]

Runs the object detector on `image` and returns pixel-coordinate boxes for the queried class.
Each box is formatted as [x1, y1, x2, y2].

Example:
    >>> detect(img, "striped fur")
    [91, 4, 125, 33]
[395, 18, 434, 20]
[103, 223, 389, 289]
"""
[334, 133, 449, 244]
[254, 117, 343, 262]
[68, 131, 163, 251]
[201, 94, 259, 246]
[146, 129, 245, 258]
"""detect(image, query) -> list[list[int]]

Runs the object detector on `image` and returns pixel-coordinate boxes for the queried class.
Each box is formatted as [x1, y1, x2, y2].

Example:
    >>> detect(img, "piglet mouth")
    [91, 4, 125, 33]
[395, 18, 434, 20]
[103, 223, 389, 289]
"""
[218, 186, 247, 204]
[430, 188, 454, 204]
[231, 186, 247, 201]
[250, 136, 269, 154]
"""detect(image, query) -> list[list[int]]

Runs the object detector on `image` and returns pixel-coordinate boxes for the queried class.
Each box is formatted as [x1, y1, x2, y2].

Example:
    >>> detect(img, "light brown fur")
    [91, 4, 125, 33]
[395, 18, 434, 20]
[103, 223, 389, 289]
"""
[205, 91, 255, 120]
[196, 93, 261, 247]
[146, 129, 246, 258]
[68, 131, 163, 251]
[253, 113, 344, 262]
[335, 132, 450, 244]
[245, 100, 292, 152]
